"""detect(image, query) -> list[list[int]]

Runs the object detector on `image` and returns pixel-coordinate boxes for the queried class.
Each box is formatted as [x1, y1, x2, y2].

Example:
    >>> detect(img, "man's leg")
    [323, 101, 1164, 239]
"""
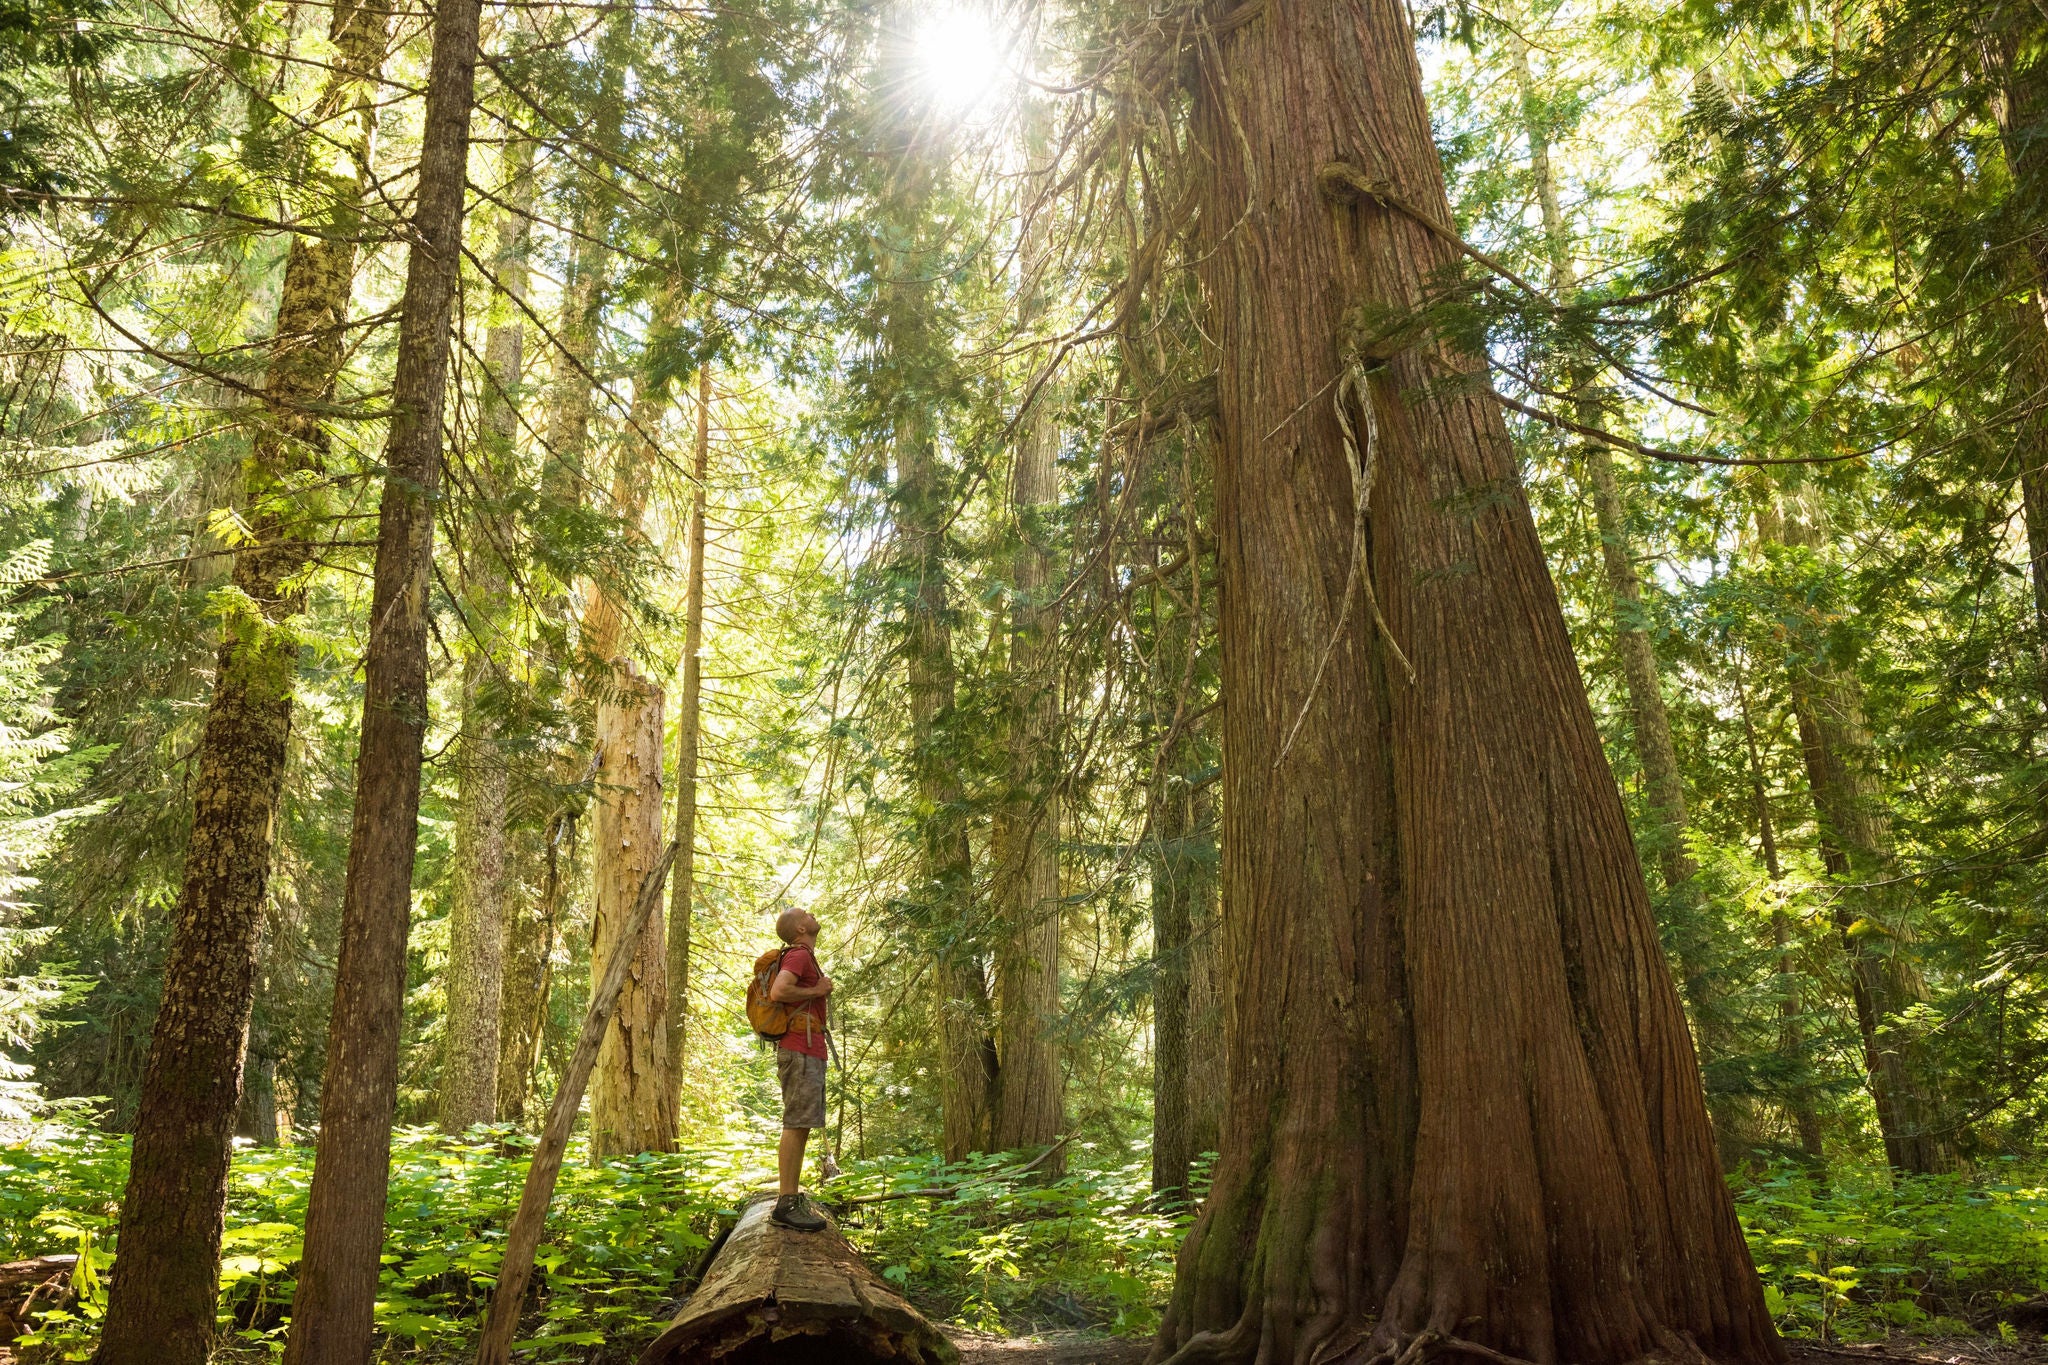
[778, 1125, 808, 1198]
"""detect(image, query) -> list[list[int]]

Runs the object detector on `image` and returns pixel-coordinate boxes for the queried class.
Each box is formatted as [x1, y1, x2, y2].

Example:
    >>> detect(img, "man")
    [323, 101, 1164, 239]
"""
[768, 906, 833, 1231]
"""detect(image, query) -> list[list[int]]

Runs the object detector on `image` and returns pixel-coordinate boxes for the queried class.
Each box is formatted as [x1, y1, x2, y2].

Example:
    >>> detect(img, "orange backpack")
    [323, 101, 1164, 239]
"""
[745, 947, 804, 1043]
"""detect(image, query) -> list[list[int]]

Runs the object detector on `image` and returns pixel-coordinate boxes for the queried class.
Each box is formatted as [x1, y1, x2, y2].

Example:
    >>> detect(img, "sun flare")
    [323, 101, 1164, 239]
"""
[912, 7, 1010, 115]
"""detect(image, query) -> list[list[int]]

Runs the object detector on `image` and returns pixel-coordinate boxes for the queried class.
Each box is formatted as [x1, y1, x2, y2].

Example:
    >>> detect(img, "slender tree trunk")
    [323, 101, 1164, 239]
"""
[92, 4, 389, 1359]
[235, 1024, 279, 1146]
[499, 814, 572, 1123]
[1980, 20, 2048, 701]
[443, 658, 509, 1131]
[281, 0, 483, 1349]
[1184, 782, 1223, 1165]
[666, 364, 711, 1094]
[1148, 538, 1211, 1200]
[1735, 666, 1826, 1164]
[991, 313, 1063, 1155]
[877, 180, 992, 1158]
[440, 137, 534, 1133]
[1153, 0, 1781, 1357]
[1149, 747, 1194, 1201]
[588, 663, 676, 1158]
[1758, 497, 1952, 1175]
[904, 391, 992, 1160]
[1510, 32, 1744, 1158]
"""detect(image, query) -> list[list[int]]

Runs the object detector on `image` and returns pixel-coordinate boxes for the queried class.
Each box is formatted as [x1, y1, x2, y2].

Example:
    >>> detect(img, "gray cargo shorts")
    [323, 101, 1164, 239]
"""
[777, 1049, 827, 1130]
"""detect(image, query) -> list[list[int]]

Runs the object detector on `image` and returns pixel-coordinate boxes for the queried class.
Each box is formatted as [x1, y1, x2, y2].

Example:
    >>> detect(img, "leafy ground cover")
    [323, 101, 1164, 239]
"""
[1734, 1161, 2048, 1342]
[0, 1129, 2041, 1359]
[0, 1123, 1186, 1360]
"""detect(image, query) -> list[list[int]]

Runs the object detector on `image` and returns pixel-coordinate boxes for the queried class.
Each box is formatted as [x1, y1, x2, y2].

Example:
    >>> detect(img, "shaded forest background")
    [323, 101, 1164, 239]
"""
[0, 0, 2045, 1350]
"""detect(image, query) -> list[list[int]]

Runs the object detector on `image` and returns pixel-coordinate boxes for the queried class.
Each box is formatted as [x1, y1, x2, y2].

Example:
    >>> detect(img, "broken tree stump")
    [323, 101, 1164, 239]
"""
[637, 1194, 956, 1364]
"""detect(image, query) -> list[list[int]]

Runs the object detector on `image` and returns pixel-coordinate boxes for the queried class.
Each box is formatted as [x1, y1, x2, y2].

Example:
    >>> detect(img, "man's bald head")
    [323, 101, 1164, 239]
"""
[775, 908, 820, 944]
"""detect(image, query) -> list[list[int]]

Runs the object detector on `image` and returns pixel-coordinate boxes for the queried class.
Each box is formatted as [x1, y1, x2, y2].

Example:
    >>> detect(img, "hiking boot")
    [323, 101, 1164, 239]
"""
[770, 1193, 828, 1232]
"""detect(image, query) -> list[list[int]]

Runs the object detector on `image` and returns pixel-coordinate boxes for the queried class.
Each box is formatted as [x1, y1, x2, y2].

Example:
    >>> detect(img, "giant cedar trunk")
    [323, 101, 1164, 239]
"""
[1152, 0, 1781, 1360]
[589, 662, 676, 1157]
[666, 363, 712, 1090]
[579, 300, 675, 1156]
[93, 5, 389, 1359]
[280, 0, 483, 1349]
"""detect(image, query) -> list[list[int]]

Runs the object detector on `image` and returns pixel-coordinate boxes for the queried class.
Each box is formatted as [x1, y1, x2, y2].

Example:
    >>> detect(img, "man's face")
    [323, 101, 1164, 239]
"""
[800, 914, 822, 943]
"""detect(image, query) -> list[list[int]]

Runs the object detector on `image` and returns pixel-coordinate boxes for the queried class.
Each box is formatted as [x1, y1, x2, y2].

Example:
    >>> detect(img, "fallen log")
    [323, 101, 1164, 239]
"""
[637, 1194, 956, 1364]
[0, 1254, 77, 1342]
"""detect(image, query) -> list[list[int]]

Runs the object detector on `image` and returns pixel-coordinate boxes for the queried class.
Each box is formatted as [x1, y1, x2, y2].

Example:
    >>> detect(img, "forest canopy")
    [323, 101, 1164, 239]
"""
[0, 0, 2044, 1357]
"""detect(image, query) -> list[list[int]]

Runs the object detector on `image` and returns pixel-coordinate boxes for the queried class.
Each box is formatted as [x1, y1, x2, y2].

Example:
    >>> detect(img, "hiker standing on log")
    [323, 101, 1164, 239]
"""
[766, 908, 832, 1231]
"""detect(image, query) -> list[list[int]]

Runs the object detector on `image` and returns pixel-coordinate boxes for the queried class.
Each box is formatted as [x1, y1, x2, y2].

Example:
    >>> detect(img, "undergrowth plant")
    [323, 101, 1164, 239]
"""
[1734, 1160, 2048, 1341]
[5, 1125, 2042, 1358]
[0, 1122, 1187, 1359]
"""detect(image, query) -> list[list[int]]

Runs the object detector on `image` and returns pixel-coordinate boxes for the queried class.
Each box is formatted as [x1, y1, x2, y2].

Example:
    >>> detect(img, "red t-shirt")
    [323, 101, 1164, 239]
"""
[776, 944, 828, 1058]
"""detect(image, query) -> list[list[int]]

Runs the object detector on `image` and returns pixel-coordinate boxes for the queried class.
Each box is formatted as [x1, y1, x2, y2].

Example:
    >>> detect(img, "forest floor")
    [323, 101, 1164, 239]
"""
[939, 1336, 2048, 1365]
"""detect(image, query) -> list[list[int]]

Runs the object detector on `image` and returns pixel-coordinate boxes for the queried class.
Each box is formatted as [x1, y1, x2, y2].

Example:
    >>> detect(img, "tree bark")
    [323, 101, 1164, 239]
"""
[1152, 0, 1782, 1358]
[1149, 547, 1213, 1201]
[1184, 782, 1223, 1165]
[1758, 496, 1952, 1175]
[235, 1025, 279, 1147]
[991, 297, 1063, 1155]
[440, 135, 534, 1134]
[280, 0, 483, 1349]
[92, 4, 389, 1359]
[666, 364, 711, 1093]
[443, 657, 510, 1131]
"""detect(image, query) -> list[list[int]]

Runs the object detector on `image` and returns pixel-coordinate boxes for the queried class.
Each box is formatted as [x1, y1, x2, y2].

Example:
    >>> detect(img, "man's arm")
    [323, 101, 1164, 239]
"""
[770, 969, 833, 1004]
